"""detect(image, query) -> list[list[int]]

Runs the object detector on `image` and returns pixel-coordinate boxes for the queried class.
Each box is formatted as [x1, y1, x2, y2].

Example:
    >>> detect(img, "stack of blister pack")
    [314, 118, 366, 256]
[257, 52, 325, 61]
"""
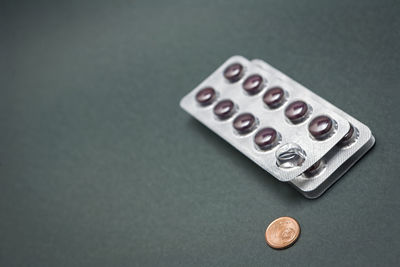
[180, 56, 375, 198]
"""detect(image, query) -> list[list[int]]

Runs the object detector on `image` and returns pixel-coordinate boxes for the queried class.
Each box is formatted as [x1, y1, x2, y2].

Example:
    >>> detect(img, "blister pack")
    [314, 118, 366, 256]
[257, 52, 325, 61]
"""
[180, 56, 375, 198]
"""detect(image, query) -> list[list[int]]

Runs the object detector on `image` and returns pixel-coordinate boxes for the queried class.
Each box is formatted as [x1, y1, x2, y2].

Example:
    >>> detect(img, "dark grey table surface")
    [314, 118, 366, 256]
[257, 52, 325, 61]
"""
[1, 0, 399, 266]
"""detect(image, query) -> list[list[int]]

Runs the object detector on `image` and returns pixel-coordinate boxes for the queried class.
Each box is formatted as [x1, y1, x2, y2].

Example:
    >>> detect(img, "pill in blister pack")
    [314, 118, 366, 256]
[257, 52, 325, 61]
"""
[180, 56, 375, 198]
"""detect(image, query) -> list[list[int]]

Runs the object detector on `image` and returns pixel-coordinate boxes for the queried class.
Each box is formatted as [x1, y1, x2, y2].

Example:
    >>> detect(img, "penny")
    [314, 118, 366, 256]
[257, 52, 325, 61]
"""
[223, 63, 244, 82]
[265, 217, 300, 249]
[195, 87, 216, 106]
[242, 74, 263, 95]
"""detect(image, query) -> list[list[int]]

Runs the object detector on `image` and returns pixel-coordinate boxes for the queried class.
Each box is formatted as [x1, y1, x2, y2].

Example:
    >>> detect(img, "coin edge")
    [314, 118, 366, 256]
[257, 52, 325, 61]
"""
[265, 216, 301, 249]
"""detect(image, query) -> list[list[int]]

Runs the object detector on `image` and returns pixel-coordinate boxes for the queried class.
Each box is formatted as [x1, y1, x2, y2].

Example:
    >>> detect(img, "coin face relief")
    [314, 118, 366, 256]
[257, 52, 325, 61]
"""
[265, 217, 300, 249]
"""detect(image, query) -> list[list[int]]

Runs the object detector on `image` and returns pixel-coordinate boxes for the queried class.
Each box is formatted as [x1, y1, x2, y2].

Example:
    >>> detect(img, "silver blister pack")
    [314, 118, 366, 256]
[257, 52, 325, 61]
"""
[252, 59, 375, 198]
[180, 56, 351, 182]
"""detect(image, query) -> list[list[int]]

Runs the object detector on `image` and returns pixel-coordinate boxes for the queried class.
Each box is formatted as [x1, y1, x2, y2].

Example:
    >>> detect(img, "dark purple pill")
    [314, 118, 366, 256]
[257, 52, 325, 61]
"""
[304, 160, 323, 176]
[254, 127, 279, 150]
[263, 87, 286, 108]
[308, 115, 334, 140]
[243, 74, 263, 95]
[285, 101, 309, 123]
[213, 99, 235, 119]
[223, 63, 244, 82]
[233, 113, 257, 134]
[340, 124, 355, 144]
[195, 87, 216, 105]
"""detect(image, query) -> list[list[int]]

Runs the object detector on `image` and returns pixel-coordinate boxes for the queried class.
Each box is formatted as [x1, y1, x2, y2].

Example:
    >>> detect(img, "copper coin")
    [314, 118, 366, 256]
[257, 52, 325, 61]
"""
[265, 217, 300, 249]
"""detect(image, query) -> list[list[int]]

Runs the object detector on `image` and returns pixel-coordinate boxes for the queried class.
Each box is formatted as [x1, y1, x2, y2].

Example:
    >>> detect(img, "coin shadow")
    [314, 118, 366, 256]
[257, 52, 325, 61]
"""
[185, 118, 309, 205]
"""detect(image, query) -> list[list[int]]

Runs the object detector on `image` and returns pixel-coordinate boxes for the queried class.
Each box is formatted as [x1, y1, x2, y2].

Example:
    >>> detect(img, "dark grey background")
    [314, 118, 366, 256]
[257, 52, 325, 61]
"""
[1, 0, 399, 266]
